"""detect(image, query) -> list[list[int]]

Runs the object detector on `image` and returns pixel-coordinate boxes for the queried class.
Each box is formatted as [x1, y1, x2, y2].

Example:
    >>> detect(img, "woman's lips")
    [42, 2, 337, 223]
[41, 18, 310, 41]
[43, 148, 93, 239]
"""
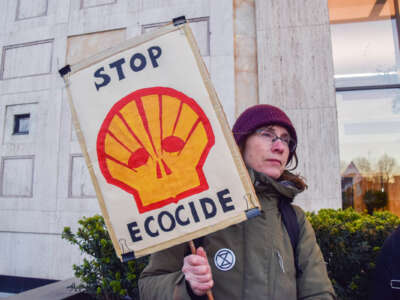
[266, 159, 282, 166]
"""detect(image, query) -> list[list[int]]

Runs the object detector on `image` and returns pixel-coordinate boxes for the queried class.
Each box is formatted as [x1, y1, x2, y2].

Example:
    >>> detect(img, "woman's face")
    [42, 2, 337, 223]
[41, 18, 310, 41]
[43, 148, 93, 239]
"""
[243, 125, 290, 179]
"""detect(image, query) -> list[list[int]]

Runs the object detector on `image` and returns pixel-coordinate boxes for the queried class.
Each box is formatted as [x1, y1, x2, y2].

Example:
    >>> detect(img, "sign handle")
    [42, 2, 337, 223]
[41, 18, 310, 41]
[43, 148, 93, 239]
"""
[188, 240, 215, 300]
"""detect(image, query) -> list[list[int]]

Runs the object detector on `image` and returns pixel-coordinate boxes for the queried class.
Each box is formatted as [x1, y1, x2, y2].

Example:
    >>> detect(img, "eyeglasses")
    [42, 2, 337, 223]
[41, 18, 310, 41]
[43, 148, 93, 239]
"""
[254, 128, 297, 152]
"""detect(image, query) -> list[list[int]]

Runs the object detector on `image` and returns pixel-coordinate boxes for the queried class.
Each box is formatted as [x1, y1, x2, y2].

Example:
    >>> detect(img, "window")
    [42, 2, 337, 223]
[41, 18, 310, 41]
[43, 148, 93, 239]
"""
[13, 114, 30, 135]
[329, 0, 400, 215]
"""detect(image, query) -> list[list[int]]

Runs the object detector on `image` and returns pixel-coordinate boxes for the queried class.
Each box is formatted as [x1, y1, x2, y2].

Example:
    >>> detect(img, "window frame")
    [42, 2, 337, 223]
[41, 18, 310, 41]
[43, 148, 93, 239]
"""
[13, 113, 30, 135]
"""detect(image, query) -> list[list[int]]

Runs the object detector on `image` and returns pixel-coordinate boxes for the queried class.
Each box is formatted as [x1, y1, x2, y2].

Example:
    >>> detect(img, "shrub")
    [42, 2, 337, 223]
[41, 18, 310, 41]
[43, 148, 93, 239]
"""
[307, 208, 400, 300]
[64, 210, 400, 300]
[363, 190, 388, 214]
[62, 215, 148, 300]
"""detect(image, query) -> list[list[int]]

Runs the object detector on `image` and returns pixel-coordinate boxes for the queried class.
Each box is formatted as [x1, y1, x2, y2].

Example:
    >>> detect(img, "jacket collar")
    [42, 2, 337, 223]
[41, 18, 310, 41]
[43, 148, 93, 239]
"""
[248, 168, 302, 202]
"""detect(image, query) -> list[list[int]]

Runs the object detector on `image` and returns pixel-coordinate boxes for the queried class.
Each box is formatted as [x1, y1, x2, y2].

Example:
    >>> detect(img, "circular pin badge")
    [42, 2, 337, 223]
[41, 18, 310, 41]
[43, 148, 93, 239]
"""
[214, 248, 236, 271]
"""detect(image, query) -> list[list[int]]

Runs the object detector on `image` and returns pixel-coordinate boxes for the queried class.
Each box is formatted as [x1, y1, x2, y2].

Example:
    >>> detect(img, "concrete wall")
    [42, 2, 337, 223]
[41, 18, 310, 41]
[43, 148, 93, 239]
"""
[0, 0, 340, 280]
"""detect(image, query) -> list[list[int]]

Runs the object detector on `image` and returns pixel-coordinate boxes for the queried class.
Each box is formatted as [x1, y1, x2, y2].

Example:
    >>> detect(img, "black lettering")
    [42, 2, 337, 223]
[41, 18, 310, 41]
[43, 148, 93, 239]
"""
[147, 46, 162, 68]
[217, 189, 235, 213]
[158, 211, 176, 232]
[175, 205, 190, 226]
[200, 198, 217, 219]
[94, 67, 111, 91]
[127, 221, 142, 242]
[144, 216, 159, 237]
[109, 58, 126, 80]
[130, 53, 147, 72]
[189, 201, 200, 223]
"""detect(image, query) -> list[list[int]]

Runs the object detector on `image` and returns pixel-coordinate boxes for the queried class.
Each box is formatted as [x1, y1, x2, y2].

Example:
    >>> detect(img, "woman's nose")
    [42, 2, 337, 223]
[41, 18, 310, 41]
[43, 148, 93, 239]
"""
[271, 139, 285, 152]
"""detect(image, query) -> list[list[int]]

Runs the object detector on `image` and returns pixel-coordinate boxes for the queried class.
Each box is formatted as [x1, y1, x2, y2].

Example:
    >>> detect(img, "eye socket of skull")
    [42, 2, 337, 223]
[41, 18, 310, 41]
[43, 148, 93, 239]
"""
[162, 136, 185, 153]
[128, 148, 150, 169]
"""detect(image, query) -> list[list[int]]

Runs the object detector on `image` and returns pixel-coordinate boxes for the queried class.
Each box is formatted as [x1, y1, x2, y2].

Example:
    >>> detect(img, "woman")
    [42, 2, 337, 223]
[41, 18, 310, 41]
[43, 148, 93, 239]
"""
[139, 104, 335, 299]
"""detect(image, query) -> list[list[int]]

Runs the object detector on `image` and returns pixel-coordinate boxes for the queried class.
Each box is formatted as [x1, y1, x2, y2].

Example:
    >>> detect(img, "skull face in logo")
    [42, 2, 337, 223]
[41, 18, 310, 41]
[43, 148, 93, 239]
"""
[97, 87, 215, 213]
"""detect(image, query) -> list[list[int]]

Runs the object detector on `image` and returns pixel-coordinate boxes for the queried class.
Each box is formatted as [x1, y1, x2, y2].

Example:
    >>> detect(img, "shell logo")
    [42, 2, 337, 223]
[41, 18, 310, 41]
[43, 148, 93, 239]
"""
[97, 87, 215, 213]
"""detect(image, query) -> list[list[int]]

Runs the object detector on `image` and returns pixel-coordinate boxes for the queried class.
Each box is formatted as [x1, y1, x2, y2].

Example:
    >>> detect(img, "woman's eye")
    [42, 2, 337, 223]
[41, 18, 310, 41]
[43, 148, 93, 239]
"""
[261, 131, 273, 138]
[281, 137, 290, 144]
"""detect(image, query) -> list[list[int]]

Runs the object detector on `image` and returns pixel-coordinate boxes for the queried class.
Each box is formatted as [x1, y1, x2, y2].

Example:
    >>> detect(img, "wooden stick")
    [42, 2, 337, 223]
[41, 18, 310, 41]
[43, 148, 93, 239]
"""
[189, 240, 197, 254]
[189, 240, 214, 300]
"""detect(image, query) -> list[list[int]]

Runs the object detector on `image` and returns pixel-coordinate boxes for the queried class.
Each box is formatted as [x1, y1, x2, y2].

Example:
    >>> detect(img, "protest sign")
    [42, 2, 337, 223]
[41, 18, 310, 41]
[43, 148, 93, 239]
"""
[59, 17, 260, 261]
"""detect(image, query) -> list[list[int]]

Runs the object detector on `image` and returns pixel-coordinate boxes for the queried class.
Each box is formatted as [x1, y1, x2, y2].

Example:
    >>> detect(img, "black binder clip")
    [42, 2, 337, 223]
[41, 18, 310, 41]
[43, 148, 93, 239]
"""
[122, 251, 136, 262]
[173, 16, 187, 26]
[58, 65, 71, 77]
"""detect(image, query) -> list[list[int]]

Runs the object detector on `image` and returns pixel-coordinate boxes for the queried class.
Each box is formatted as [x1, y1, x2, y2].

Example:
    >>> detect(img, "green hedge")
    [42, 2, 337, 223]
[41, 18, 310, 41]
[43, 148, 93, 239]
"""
[62, 215, 148, 300]
[307, 208, 400, 300]
[63, 209, 400, 300]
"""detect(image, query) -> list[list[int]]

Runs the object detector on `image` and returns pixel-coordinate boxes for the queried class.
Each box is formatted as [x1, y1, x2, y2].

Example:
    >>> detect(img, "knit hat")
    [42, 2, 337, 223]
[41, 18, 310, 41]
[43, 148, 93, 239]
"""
[232, 104, 297, 162]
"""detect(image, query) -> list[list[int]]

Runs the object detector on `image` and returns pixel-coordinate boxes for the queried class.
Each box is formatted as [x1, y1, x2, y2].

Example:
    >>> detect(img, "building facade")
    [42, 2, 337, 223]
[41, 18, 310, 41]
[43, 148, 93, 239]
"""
[0, 0, 341, 284]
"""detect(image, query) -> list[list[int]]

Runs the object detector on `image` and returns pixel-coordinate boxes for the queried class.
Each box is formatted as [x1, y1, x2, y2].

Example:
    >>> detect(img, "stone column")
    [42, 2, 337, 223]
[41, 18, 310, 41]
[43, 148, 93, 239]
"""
[255, 0, 341, 210]
[233, 0, 259, 117]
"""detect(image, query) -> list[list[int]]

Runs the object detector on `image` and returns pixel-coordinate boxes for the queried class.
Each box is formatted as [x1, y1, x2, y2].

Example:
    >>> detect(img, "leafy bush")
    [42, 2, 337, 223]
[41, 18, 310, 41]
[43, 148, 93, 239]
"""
[62, 215, 148, 300]
[64, 210, 400, 300]
[363, 190, 388, 214]
[307, 208, 400, 300]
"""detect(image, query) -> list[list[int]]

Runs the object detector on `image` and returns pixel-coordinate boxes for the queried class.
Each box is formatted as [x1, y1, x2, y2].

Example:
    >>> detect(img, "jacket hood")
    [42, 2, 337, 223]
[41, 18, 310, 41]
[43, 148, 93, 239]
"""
[248, 168, 303, 202]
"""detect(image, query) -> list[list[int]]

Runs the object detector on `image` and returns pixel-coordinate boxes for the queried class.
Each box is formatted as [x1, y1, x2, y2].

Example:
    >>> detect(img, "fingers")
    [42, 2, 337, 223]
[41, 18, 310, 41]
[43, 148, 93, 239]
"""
[182, 247, 214, 296]
[191, 280, 214, 296]
[197, 246, 207, 258]
[184, 253, 208, 267]
[182, 263, 211, 280]
[187, 272, 214, 296]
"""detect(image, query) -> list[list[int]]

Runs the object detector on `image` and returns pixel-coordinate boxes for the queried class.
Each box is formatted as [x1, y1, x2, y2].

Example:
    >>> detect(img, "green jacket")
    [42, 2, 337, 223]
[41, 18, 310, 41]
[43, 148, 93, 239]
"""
[139, 170, 336, 299]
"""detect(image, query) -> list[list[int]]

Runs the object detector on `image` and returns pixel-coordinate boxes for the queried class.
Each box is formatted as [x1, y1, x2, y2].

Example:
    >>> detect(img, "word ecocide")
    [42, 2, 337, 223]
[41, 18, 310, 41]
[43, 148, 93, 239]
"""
[127, 189, 235, 242]
[93, 46, 162, 91]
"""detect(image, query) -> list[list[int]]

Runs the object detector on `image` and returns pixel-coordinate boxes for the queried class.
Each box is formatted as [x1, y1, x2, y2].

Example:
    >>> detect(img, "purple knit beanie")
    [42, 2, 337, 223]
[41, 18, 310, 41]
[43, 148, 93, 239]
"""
[232, 104, 297, 161]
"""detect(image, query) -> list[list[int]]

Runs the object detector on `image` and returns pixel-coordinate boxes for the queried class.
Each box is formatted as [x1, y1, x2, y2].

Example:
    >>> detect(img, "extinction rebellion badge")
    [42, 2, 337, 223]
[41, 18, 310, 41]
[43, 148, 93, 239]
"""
[214, 248, 236, 271]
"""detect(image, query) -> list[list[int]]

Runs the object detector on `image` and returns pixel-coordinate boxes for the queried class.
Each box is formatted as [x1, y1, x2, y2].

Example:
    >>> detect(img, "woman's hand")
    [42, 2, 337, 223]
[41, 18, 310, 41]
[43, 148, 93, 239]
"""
[182, 247, 214, 296]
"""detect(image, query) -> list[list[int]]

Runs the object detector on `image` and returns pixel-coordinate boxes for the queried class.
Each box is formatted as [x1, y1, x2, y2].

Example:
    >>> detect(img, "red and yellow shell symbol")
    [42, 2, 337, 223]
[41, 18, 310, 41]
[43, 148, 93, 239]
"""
[97, 87, 215, 213]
